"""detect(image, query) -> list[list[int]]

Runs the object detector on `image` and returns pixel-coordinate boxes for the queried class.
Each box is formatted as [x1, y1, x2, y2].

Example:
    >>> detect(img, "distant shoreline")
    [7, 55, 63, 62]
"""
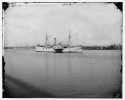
[3, 48, 122, 50]
[3, 44, 122, 50]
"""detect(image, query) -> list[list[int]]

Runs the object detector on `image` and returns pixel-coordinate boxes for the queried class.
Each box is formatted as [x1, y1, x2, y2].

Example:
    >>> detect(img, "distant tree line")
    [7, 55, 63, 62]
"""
[82, 44, 122, 50]
[4, 46, 36, 49]
[4, 44, 122, 50]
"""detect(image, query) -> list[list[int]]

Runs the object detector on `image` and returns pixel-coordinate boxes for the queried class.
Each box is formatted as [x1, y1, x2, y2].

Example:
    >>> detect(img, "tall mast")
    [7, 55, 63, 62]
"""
[68, 32, 77, 46]
[68, 30, 71, 46]
[45, 32, 52, 46]
[46, 33, 47, 46]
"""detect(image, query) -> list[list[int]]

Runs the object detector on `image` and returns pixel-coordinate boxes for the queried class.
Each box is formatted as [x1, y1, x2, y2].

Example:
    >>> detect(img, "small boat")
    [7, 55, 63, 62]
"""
[36, 33, 55, 52]
[53, 45, 64, 53]
[53, 38, 64, 53]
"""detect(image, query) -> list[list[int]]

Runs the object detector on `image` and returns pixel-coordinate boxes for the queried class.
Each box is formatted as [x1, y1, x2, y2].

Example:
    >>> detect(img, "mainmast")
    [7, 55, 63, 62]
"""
[45, 32, 52, 46]
[45, 33, 48, 46]
[68, 30, 77, 47]
[68, 30, 71, 46]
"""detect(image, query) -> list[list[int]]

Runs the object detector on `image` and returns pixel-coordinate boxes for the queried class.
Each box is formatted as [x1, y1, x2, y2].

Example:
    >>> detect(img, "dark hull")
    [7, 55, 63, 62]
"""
[54, 49, 63, 53]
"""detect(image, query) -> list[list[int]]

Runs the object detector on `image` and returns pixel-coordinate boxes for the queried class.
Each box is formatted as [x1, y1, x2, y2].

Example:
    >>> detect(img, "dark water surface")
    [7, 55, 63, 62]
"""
[4, 49, 122, 98]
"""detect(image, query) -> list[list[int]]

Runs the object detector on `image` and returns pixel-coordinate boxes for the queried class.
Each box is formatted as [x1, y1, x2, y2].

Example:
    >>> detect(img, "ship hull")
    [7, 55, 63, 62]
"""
[36, 46, 83, 53]
[36, 46, 55, 52]
[63, 47, 83, 53]
[54, 49, 63, 53]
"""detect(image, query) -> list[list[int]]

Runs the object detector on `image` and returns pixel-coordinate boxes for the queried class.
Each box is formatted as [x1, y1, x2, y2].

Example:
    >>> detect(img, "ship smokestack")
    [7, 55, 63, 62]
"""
[54, 38, 56, 46]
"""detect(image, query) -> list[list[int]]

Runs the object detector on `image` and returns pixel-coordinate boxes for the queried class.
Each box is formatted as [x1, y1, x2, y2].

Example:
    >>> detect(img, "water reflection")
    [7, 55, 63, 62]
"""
[67, 54, 71, 79]
[54, 53, 57, 76]
[4, 50, 122, 97]
[45, 53, 48, 79]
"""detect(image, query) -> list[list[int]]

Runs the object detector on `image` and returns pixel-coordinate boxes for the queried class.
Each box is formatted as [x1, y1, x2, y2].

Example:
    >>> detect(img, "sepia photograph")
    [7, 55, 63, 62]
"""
[2, 2, 122, 98]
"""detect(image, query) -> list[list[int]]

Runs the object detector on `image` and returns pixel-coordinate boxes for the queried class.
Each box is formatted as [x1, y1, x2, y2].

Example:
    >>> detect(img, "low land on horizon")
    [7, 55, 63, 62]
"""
[4, 44, 122, 50]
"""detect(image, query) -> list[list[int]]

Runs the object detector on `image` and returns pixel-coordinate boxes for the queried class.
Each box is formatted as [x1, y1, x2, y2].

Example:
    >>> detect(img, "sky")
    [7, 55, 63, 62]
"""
[4, 3, 122, 47]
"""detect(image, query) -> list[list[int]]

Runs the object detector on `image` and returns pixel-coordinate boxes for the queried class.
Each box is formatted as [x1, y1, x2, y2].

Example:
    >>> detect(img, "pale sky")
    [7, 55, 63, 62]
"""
[4, 3, 122, 47]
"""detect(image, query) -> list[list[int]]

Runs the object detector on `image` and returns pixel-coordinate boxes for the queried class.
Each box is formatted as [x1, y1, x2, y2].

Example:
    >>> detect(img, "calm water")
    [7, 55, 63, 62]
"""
[4, 49, 122, 98]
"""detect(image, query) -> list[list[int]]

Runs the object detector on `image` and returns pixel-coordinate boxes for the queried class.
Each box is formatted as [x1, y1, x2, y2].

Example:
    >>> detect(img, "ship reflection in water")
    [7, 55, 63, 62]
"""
[4, 50, 122, 98]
